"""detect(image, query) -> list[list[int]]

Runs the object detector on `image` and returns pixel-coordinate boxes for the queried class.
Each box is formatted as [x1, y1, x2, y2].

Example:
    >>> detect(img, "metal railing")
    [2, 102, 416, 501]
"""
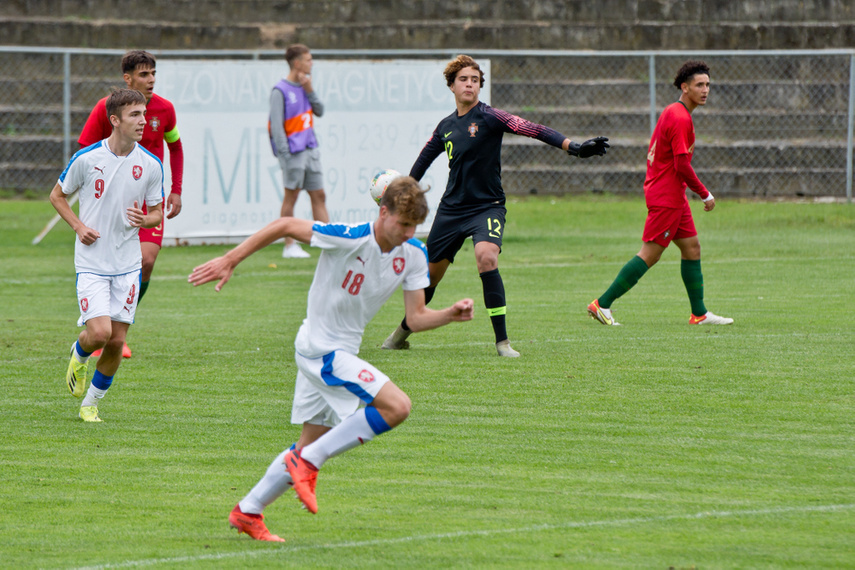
[1, 47, 853, 201]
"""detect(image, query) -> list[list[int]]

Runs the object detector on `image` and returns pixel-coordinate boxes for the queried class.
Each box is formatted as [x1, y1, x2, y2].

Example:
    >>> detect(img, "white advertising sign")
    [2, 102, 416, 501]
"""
[156, 59, 490, 243]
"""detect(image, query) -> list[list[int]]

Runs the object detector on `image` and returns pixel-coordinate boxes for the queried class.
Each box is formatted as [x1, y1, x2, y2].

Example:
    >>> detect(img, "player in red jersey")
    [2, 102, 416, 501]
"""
[587, 60, 733, 326]
[79, 50, 185, 356]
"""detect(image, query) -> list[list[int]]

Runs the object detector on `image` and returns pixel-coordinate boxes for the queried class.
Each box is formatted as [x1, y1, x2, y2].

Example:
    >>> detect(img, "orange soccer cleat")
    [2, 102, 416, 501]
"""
[284, 449, 319, 514]
[228, 504, 285, 542]
[587, 299, 620, 326]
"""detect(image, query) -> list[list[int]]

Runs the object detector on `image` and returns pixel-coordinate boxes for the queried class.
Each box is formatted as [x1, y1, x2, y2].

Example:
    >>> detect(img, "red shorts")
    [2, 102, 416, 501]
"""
[138, 203, 164, 247]
[642, 201, 697, 247]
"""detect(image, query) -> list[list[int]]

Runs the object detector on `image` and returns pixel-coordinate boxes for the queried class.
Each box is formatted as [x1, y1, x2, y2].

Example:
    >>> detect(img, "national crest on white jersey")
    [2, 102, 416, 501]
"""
[393, 257, 405, 274]
[132, 165, 143, 180]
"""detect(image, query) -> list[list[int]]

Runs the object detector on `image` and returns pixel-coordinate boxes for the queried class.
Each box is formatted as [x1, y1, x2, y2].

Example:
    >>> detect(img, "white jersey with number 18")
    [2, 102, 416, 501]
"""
[294, 222, 429, 358]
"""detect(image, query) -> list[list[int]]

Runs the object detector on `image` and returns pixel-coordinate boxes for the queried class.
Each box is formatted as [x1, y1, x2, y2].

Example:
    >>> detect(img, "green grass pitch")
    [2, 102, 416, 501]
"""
[1, 196, 853, 568]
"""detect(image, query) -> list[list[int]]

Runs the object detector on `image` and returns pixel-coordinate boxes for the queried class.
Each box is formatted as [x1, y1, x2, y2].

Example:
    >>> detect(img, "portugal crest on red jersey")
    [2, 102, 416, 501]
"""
[132, 165, 143, 180]
[393, 257, 405, 274]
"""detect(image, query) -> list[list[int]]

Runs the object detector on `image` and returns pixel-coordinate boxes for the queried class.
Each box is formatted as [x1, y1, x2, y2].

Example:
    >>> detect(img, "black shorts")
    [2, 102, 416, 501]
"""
[426, 206, 506, 264]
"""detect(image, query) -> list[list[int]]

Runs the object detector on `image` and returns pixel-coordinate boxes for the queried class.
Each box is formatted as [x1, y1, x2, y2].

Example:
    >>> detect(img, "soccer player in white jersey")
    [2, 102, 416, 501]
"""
[50, 88, 164, 423]
[189, 177, 474, 541]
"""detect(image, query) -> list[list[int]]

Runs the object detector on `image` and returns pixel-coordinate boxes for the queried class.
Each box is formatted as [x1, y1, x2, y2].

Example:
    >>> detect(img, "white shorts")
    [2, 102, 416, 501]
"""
[75, 271, 141, 327]
[278, 147, 323, 190]
[291, 350, 389, 428]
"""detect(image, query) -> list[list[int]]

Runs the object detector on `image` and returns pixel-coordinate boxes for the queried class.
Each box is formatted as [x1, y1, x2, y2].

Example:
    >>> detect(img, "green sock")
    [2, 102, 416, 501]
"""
[138, 280, 150, 304]
[681, 259, 707, 316]
[599, 255, 649, 308]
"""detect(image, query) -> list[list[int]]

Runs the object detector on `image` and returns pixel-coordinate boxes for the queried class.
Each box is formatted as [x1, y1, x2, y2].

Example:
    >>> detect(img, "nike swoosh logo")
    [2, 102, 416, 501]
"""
[444, 131, 452, 138]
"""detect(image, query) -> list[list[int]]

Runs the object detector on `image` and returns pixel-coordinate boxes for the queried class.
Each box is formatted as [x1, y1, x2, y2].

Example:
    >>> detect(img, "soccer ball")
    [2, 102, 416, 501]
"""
[369, 169, 401, 205]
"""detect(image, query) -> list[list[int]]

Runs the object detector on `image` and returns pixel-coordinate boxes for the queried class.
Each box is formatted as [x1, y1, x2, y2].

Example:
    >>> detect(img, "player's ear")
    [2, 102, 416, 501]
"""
[123, 73, 132, 87]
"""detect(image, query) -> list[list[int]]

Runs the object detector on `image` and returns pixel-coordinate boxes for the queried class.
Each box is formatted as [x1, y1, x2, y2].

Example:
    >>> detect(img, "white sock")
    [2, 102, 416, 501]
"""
[81, 385, 107, 407]
[239, 449, 294, 514]
[300, 408, 378, 470]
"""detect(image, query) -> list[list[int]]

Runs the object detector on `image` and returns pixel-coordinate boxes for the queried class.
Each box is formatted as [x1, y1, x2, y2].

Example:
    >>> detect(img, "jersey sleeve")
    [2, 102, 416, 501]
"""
[409, 128, 445, 181]
[310, 223, 372, 251]
[402, 239, 430, 291]
[485, 106, 567, 148]
[269, 89, 288, 157]
[58, 151, 87, 195]
[161, 99, 179, 141]
[78, 99, 111, 148]
[307, 90, 324, 117]
[158, 99, 184, 195]
[669, 113, 693, 156]
[674, 154, 709, 199]
[146, 158, 165, 208]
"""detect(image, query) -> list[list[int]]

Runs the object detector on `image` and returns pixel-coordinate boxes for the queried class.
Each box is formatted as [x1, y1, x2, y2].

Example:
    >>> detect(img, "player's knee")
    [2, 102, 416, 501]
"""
[386, 392, 412, 426]
[104, 336, 125, 352]
[87, 329, 111, 347]
[475, 253, 498, 273]
[643, 254, 660, 267]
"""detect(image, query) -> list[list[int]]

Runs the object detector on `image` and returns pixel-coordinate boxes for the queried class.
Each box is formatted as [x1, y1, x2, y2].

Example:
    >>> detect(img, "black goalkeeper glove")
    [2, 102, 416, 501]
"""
[567, 136, 610, 158]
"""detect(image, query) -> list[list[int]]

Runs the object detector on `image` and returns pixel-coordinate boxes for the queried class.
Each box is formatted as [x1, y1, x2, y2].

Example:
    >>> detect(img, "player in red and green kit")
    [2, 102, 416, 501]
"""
[78, 50, 185, 356]
[587, 60, 732, 327]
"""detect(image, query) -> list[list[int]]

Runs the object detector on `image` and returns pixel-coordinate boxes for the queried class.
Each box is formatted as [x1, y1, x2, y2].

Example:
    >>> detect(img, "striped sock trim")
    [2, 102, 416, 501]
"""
[91, 370, 114, 390]
[365, 406, 391, 435]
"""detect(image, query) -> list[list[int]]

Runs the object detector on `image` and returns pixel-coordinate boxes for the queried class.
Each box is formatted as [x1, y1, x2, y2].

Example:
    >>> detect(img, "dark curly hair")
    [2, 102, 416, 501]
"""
[673, 60, 710, 89]
[443, 55, 485, 88]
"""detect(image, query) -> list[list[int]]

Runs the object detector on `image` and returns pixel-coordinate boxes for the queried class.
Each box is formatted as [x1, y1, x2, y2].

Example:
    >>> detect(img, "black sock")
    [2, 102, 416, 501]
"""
[480, 269, 508, 343]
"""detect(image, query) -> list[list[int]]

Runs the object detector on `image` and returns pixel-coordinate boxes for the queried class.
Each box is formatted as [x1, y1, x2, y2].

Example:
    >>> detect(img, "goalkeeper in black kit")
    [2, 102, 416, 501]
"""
[383, 54, 609, 357]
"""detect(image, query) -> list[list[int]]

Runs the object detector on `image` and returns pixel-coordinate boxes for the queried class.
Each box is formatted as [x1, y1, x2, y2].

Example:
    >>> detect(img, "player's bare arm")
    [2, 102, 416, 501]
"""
[49, 183, 100, 245]
[189, 217, 315, 291]
[402, 288, 474, 332]
[127, 201, 163, 228]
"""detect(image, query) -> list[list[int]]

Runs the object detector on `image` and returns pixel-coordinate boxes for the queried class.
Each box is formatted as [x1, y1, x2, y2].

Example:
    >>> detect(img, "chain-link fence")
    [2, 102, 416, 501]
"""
[2, 47, 853, 200]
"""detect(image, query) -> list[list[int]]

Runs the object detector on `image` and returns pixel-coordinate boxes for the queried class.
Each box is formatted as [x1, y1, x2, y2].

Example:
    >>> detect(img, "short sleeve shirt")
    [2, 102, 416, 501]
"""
[294, 222, 430, 358]
[59, 140, 164, 274]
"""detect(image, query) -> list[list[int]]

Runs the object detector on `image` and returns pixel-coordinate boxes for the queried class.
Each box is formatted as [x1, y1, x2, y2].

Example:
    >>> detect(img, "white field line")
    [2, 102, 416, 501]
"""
[73, 503, 855, 570]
